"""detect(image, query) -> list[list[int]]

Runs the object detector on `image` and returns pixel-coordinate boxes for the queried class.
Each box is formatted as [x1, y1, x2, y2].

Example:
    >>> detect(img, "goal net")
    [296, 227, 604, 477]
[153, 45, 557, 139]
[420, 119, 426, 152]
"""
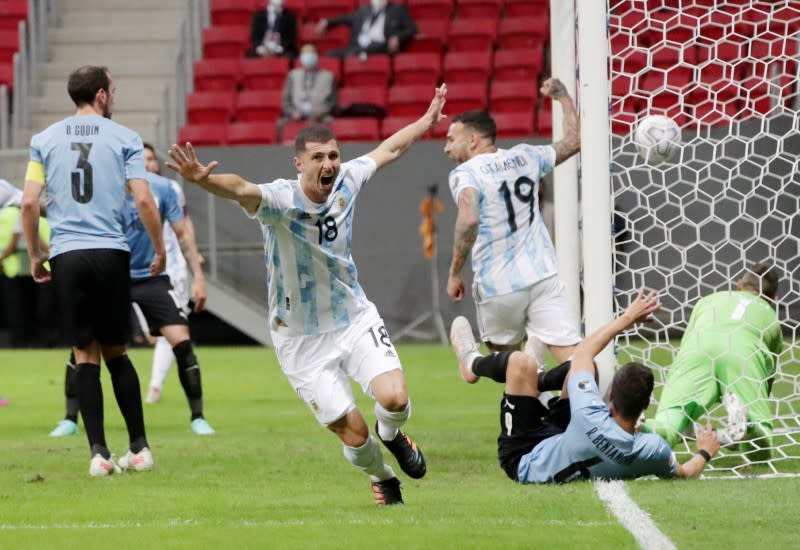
[607, 0, 800, 478]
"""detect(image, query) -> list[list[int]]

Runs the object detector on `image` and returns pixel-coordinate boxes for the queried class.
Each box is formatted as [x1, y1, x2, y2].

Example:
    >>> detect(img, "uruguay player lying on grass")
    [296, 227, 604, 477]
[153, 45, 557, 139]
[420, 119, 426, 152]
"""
[450, 288, 720, 483]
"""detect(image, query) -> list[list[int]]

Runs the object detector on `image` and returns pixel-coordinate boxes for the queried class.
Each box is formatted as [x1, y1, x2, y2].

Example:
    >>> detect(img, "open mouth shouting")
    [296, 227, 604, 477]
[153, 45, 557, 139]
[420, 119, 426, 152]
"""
[320, 173, 335, 188]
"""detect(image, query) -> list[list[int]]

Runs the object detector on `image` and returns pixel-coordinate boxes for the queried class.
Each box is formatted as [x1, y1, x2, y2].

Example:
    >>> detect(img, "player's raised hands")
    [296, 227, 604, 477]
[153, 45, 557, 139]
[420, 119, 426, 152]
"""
[540, 78, 569, 100]
[622, 287, 661, 326]
[424, 83, 448, 128]
[166, 143, 219, 184]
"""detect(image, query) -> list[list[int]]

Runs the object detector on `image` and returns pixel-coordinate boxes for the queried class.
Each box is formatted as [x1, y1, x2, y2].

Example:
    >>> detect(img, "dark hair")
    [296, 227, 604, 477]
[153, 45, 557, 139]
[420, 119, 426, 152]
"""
[741, 262, 779, 300]
[142, 142, 155, 154]
[67, 66, 110, 107]
[610, 362, 654, 419]
[452, 110, 497, 144]
[295, 125, 336, 153]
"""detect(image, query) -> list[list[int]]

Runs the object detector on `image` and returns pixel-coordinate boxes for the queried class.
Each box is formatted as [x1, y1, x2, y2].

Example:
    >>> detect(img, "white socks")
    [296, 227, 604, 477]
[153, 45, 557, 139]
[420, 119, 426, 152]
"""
[149, 337, 174, 390]
[343, 436, 395, 481]
[374, 400, 411, 442]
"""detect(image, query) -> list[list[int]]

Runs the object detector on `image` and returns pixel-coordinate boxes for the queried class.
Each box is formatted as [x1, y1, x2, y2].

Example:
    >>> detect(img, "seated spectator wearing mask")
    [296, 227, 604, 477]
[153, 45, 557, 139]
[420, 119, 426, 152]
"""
[249, 0, 298, 58]
[281, 44, 337, 125]
[314, 0, 416, 58]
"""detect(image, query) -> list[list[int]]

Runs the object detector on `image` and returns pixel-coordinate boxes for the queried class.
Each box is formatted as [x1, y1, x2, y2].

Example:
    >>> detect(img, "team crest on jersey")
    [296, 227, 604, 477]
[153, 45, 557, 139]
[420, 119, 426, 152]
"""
[578, 379, 592, 391]
[338, 197, 346, 209]
[310, 400, 320, 412]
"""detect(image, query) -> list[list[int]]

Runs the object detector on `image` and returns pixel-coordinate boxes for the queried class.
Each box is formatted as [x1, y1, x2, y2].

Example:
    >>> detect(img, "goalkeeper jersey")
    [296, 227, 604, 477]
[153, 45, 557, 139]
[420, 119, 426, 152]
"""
[677, 290, 782, 379]
[448, 144, 557, 299]
[517, 371, 676, 483]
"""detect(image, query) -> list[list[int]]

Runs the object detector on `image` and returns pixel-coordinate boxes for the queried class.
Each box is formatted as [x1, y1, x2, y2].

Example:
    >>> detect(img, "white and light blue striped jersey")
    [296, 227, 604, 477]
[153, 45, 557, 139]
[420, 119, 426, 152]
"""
[248, 156, 376, 335]
[164, 178, 188, 282]
[0, 179, 22, 208]
[449, 144, 557, 299]
[123, 172, 182, 280]
[29, 114, 147, 258]
[517, 371, 676, 483]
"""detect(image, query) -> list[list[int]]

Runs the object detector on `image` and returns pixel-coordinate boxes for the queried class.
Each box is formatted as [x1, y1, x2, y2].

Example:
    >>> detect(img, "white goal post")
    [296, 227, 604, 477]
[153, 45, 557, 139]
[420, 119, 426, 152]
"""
[569, 0, 800, 477]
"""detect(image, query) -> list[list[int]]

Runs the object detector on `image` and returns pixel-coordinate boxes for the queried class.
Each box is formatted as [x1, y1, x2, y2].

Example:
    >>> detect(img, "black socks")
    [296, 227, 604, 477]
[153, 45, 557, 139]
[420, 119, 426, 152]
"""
[106, 354, 148, 453]
[173, 340, 204, 421]
[472, 352, 512, 383]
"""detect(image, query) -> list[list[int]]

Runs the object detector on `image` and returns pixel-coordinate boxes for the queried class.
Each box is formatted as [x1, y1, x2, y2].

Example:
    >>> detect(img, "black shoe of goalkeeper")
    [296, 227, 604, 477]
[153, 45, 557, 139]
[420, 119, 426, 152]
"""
[376, 422, 427, 479]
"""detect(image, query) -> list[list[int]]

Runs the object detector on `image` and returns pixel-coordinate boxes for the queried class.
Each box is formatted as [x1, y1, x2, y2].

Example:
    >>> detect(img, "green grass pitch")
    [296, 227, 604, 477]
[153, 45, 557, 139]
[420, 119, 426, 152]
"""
[1, 345, 799, 549]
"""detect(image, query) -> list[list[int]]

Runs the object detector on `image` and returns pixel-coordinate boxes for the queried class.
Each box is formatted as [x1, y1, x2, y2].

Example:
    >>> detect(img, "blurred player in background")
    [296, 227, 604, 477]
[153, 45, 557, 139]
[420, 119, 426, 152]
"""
[140, 142, 208, 409]
[166, 84, 447, 505]
[22, 65, 164, 476]
[444, 77, 582, 372]
[645, 263, 783, 457]
[451, 288, 720, 482]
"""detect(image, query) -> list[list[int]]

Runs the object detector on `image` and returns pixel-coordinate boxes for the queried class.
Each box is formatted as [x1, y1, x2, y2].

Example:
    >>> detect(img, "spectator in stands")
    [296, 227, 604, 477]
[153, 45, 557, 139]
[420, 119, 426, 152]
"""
[249, 0, 298, 59]
[281, 43, 336, 124]
[314, 0, 416, 58]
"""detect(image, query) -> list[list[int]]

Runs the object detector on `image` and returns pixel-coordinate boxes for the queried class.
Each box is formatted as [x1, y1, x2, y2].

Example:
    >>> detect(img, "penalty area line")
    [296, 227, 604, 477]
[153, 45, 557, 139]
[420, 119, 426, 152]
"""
[594, 480, 676, 550]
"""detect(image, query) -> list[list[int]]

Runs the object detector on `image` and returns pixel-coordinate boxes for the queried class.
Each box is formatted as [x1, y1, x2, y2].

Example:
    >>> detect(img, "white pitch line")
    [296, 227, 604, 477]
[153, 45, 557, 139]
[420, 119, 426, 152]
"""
[594, 480, 676, 550]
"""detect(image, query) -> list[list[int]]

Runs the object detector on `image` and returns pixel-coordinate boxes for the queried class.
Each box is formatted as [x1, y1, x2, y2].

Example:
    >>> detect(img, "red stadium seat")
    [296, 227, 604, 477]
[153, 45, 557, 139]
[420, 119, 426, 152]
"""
[447, 18, 497, 52]
[331, 117, 381, 141]
[299, 22, 349, 54]
[203, 26, 250, 59]
[194, 59, 241, 92]
[493, 48, 544, 83]
[0, 0, 27, 31]
[504, 0, 547, 17]
[342, 55, 391, 87]
[293, 56, 342, 82]
[0, 62, 13, 89]
[456, 0, 502, 19]
[227, 121, 278, 145]
[0, 30, 18, 64]
[280, 120, 316, 144]
[337, 86, 387, 116]
[305, 0, 356, 21]
[492, 110, 535, 138]
[498, 18, 548, 50]
[235, 89, 284, 122]
[179, 123, 228, 146]
[406, 19, 449, 54]
[187, 91, 237, 125]
[490, 81, 538, 114]
[392, 53, 441, 87]
[610, 101, 639, 136]
[240, 56, 290, 90]
[380, 115, 419, 138]
[387, 85, 432, 117]
[443, 50, 491, 84]
[445, 83, 488, 114]
[211, 0, 257, 27]
[535, 108, 552, 135]
[282, 0, 307, 21]
[406, 0, 454, 21]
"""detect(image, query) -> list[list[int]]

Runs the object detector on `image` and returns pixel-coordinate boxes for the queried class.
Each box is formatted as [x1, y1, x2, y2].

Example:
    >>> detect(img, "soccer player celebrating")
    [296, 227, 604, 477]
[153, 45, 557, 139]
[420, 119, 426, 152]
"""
[645, 263, 783, 455]
[22, 65, 164, 476]
[451, 288, 720, 482]
[444, 78, 582, 369]
[166, 84, 447, 505]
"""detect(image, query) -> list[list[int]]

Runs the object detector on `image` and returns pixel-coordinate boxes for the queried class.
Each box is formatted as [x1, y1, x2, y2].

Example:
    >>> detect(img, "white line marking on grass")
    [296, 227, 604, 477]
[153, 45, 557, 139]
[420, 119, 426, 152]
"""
[594, 480, 676, 550]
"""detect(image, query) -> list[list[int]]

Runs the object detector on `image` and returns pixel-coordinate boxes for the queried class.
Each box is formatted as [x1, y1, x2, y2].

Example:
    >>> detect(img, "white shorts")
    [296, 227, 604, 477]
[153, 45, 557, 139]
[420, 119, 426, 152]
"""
[474, 275, 581, 347]
[167, 268, 190, 314]
[270, 303, 403, 426]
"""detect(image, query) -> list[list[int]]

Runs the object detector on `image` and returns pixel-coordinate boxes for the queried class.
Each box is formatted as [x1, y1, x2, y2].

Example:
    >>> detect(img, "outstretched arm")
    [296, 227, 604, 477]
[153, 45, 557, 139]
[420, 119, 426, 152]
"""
[366, 84, 447, 171]
[540, 78, 580, 165]
[571, 288, 661, 376]
[166, 143, 263, 216]
[447, 187, 479, 301]
[21, 179, 50, 282]
[171, 216, 207, 312]
[675, 424, 720, 478]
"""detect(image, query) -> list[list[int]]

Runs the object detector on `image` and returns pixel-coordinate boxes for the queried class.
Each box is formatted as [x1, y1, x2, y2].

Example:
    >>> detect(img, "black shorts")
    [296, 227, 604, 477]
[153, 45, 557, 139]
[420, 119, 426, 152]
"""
[130, 275, 188, 336]
[497, 394, 571, 481]
[50, 248, 131, 348]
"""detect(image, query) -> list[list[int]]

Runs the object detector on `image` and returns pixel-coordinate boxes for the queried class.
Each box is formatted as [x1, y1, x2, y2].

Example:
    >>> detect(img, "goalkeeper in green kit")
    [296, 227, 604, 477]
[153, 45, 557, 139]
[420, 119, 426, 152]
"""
[645, 263, 783, 453]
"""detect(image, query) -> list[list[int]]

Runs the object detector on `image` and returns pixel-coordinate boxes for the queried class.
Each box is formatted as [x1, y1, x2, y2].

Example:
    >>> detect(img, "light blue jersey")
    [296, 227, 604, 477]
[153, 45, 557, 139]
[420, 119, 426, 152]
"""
[29, 114, 146, 258]
[449, 144, 557, 299]
[518, 371, 676, 483]
[248, 156, 376, 336]
[123, 172, 182, 280]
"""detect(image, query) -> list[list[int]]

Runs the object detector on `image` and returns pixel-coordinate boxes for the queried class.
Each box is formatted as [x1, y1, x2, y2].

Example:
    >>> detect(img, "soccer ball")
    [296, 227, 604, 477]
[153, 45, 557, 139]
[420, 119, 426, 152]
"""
[633, 115, 681, 166]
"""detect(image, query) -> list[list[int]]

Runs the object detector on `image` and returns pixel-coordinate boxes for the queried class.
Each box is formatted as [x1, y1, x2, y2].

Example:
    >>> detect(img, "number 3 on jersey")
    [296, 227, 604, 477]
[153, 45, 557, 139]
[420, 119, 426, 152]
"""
[71, 142, 93, 203]
[499, 175, 535, 232]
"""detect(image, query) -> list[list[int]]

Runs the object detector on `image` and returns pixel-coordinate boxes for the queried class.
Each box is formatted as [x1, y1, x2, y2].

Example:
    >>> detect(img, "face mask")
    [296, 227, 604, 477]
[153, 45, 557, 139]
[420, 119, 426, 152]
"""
[371, 0, 387, 11]
[300, 52, 318, 69]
